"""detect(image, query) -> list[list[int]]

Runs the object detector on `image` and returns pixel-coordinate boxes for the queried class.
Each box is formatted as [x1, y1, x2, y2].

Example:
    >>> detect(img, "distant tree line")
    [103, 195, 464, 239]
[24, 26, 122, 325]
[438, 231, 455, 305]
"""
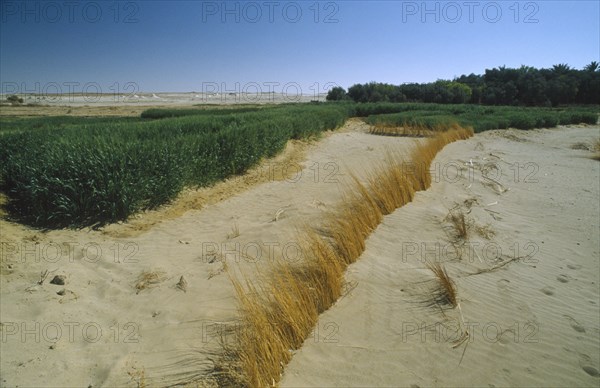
[328, 62, 600, 106]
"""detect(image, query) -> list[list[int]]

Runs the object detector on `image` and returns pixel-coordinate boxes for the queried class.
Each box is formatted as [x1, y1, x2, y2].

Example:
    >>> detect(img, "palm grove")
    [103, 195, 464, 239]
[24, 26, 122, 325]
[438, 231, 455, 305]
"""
[327, 62, 600, 106]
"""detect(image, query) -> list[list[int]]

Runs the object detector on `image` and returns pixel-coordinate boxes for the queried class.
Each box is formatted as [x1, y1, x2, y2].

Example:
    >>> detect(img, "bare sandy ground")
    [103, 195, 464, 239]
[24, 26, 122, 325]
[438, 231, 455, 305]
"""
[1, 121, 598, 387]
[282, 126, 600, 387]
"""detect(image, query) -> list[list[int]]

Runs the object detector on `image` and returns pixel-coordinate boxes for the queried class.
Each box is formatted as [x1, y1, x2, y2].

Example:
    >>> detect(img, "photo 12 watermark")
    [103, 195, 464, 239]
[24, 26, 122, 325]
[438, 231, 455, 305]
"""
[1, 81, 141, 103]
[201, 240, 306, 264]
[400, 241, 539, 264]
[429, 160, 540, 184]
[201, 320, 339, 344]
[0, 241, 139, 265]
[257, 160, 340, 184]
[400, 1, 540, 24]
[200, 1, 340, 23]
[1, 321, 140, 344]
[197, 81, 341, 102]
[400, 320, 539, 344]
[1, 1, 140, 23]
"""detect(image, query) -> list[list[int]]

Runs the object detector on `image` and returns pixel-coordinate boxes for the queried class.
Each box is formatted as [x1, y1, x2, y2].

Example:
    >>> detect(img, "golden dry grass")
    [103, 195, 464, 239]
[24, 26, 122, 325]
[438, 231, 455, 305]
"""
[221, 125, 474, 387]
[426, 262, 458, 308]
[369, 123, 437, 137]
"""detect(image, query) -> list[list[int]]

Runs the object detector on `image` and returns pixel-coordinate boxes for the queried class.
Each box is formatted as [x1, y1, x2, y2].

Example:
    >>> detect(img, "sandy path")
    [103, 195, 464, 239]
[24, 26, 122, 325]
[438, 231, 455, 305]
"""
[0, 120, 423, 387]
[281, 126, 600, 387]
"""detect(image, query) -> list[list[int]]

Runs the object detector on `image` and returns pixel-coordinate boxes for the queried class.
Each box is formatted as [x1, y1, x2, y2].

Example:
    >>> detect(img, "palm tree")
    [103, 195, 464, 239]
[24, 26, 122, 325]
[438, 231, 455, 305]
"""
[584, 61, 599, 72]
[552, 63, 571, 75]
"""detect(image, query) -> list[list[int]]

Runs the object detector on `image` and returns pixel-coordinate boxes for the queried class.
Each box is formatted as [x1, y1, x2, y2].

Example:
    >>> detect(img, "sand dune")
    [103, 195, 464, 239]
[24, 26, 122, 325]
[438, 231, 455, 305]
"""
[1, 123, 598, 387]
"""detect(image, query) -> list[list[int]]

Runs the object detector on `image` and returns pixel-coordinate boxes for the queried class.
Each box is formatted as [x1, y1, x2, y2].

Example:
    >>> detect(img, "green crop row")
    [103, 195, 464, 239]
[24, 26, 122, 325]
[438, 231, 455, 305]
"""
[140, 106, 263, 119]
[0, 104, 348, 228]
[0, 102, 596, 228]
[363, 104, 598, 132]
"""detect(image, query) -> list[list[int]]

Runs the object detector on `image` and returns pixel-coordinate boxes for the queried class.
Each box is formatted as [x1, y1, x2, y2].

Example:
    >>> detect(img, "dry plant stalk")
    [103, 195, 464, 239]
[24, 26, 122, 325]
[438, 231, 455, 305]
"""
[427, 262, 458, 308]
[176, 275, 188, 292]
[135, 270, 166, 293]
[466, 255, 526, 276]
[38, 269, 49, 285]
[208, 259, 228, 280]
[475, 223, 495, 239]
[221, 126, 474, 387]
[448, 210, 469, 241]
[426, 262, 471, 362]
[227, 222, 240, 239]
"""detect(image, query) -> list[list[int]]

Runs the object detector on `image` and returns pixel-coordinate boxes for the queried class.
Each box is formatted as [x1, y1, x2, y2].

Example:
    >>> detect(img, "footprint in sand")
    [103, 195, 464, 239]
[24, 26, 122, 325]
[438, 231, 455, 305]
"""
[567, 264, 582, 270]
[557, 274, 569, 283]
[578, 353, 599, 377]
[564, 315, 586, 333]
[582, 365, 599, 377]
[541, 286, 555, 296]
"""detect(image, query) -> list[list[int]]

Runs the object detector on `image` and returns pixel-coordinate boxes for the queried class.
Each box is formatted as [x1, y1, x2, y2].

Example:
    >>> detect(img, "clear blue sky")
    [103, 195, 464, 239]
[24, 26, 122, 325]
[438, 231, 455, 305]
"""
[1, 1, 599, 94]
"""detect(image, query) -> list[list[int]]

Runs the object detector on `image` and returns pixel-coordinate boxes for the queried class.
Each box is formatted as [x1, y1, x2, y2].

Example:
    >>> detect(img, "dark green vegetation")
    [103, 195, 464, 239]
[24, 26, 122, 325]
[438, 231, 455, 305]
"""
[0, 116, 144, 134]
[1, 102, 597, 228]
[362, 104, 598, 132]
[0, 104, 347, 228]
[140, 106, 263, 119]
[328, 62, 600, 106]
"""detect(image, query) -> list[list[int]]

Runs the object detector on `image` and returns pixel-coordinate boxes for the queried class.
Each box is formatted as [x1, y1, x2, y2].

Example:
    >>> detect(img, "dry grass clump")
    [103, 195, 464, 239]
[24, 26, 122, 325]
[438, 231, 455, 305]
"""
[426, 261, 470, 359]
[134, 270, 167, 293]
[592, 138, 600, 161]
[228, 232, 344, 387]
[369, 123, 436, 137]
[475, 223, 495, 239]
[447, 210, 469, 241]
[426, 262, 458, 308]
[227, 222, 240, 239]
[220, 125, 474, 387]
[571, 139, 600, 161]
[326, 177, 383, 265]
[367, 152, 415, 214]
[369, 121, 466, 138]
[571, 141, 592, 150]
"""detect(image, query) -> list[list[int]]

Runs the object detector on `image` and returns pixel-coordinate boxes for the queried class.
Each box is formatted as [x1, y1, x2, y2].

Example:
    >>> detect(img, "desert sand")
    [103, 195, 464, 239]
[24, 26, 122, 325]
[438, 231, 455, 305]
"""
[0, 92, 324, 117]
[281, 126, 600, 387]
[1, 120, 598, 387]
